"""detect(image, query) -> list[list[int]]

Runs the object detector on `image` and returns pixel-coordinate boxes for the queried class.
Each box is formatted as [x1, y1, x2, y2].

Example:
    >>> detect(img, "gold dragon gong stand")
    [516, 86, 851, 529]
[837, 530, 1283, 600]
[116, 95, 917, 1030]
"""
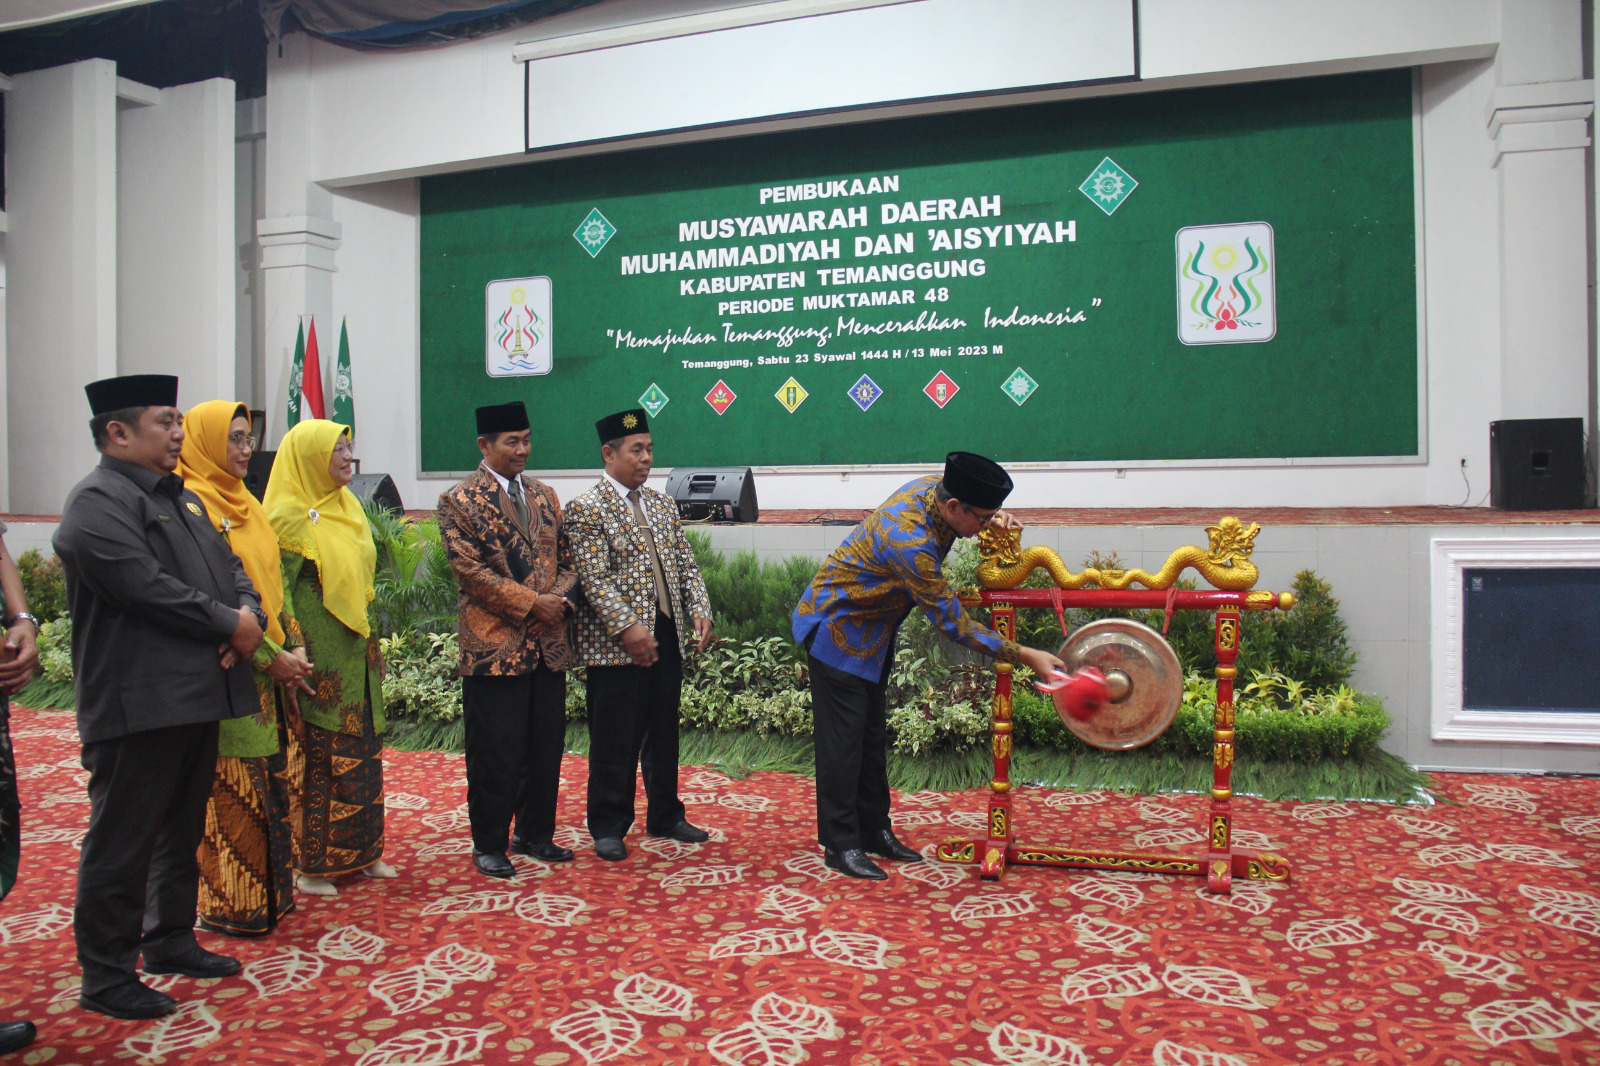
[934, 518, 1296, 893]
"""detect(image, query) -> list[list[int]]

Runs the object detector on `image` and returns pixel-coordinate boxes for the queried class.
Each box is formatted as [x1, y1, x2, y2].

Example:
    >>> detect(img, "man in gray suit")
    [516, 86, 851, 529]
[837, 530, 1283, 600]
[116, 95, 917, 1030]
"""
[54, 375, 265, 1020]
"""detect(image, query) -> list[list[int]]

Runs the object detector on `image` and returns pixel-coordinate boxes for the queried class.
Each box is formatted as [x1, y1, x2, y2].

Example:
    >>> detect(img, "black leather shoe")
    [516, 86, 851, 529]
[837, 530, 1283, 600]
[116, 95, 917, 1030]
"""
[864, 828, 923, 863]
[823, 847, 888, 880]
[472, 849, 516, 878]
[80, 982, 177, 1019]
[0, 1021, 37, 1054]
[647, 819, 709, 843]
[143, 944, 242, 979]
[511, 837, 574, 862]
[594, 837, 627, 861]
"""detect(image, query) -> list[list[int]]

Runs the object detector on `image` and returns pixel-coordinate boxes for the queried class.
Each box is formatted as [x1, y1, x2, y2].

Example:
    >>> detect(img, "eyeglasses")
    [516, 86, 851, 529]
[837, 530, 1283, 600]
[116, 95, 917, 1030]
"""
[332, 443, 355, 458]
[963, 503, 998, 524]
[228, 433, 258, 451]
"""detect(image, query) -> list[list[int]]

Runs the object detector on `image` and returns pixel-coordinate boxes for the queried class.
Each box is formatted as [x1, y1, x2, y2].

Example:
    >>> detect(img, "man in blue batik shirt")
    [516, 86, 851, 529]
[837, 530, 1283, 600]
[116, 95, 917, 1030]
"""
[793, 451, 1066, 880]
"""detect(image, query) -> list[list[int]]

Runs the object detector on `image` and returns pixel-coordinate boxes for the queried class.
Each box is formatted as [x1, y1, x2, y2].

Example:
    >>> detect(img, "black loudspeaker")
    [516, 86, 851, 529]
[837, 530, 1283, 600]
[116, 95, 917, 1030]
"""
[244, 449, 276, 501]
[349, 473, 405, 514]
[1490, 418, 1585, 510]
[663, 467, 758, 523]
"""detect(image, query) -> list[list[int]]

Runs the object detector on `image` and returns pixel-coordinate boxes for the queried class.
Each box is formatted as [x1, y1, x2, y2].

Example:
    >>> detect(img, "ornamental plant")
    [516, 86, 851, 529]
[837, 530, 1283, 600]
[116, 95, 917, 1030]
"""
[378, 630, 462, 723]
[15, 549, 67, 624]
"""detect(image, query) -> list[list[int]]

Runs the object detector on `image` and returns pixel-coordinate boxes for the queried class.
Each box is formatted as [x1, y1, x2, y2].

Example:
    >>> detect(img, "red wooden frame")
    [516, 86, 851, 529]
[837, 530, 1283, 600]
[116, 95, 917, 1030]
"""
[935, 588, 1292, 892]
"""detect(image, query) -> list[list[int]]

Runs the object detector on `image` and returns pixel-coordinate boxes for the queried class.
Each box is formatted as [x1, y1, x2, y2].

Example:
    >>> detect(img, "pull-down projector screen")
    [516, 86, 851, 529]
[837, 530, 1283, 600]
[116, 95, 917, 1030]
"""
[519, 0, 1138, 152]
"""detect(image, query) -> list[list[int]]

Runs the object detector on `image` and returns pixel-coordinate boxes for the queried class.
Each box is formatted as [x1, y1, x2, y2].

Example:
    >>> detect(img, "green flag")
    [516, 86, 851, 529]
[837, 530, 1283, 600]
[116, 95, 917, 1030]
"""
[285, 319, 306, 430]
[331, 317, 355, 434]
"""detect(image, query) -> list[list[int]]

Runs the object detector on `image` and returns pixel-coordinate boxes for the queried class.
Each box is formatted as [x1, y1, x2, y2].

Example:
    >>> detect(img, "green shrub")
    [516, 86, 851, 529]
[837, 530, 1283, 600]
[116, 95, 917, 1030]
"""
[565, 668, 589, 720]
[14, 549, 66, 624]
[371, 521, 1377, 766]
[1009, 669, 1388, 761]
[680, 635, 811, 735]
[689, 531, 817, 646]
[887, 699, 991, 756]
[13, 615, 76, 710]
[366, 504, 458, 637]
[686, 635, 805, 697]
[1239, 571, 1358, 690]
[36, 617, 73, 684]
[1012, 684, 1069, 749]
[378, 629, 462, 722]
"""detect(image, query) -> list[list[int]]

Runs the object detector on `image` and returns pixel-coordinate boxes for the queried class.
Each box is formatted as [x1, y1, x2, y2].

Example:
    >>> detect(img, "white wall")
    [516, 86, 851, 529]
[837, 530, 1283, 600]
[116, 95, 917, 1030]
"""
[5, 60, 119, 513]
[3, 62, 239, 509]
[235, 99, 267, 412]
[117, 78, 236, 401]
[326, 180, 421, 494]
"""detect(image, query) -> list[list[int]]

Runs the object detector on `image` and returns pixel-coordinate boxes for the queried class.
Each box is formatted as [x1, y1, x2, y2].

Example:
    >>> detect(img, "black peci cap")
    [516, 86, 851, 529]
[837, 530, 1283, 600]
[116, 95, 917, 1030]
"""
[943, 451, 1013, 510]
[84, 374, 179, 416]
[475, 401, 530, 436]
[595, 408, 649, 444]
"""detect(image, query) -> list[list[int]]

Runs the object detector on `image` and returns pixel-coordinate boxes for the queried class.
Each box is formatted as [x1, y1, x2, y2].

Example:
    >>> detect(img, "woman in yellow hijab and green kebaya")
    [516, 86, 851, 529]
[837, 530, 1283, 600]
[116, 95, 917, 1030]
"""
[265, 419, 397, 895]
[176, 401, 314, 934]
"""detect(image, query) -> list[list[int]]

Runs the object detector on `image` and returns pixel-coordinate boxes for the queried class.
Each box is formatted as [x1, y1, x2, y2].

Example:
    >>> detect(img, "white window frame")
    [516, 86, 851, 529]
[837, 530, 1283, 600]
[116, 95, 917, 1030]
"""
[1431, 535, 1600, 744]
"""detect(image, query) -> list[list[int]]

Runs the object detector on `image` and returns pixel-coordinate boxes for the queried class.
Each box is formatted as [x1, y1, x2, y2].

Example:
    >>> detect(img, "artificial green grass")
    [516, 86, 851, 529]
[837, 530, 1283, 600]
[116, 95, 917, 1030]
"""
[882, 743, 1430, 802]
[383, 715, 466, 753]
[12, 677, 75, 711]
[381, 716, 1431, 803]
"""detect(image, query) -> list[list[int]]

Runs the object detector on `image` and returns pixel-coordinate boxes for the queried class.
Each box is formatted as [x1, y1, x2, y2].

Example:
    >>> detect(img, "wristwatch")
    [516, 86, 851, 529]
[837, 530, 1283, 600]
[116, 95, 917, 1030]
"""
[247, 605, 269, 630]
[5, 612, 38, 629]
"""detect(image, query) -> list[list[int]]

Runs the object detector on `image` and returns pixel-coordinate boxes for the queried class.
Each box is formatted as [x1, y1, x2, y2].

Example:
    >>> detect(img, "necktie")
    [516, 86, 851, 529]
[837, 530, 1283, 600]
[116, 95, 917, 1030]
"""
[506, 477, 529, 529]
[627, 489, 671, 617]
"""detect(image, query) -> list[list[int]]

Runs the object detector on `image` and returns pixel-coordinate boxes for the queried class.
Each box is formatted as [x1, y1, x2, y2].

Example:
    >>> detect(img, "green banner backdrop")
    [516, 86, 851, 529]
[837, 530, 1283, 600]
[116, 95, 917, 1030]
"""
[420, 69, 1417, 473]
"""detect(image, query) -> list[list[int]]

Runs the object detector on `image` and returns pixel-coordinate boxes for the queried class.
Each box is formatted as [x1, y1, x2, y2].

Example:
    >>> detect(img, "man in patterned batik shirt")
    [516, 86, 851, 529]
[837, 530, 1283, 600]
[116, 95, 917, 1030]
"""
[438, 401, 580, 879]
[564, 408, 714, 862]
[793, 451, 1067, 880]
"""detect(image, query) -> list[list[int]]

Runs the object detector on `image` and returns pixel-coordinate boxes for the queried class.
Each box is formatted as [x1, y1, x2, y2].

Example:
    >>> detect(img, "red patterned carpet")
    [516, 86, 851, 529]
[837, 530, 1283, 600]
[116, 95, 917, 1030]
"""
[3, 707, 1600, 1065]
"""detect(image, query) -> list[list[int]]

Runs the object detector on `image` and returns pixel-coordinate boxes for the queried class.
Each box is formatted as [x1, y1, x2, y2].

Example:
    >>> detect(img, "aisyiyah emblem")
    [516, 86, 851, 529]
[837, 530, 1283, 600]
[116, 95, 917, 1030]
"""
[705, 380, 737, 415]
[1176, 222, 1276, 345]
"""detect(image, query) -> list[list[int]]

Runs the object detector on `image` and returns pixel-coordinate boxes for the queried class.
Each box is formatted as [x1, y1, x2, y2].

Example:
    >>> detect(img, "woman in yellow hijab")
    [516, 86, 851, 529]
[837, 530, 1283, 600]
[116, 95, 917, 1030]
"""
[265, 419, 396, 894]
[178, 401, 313, 935]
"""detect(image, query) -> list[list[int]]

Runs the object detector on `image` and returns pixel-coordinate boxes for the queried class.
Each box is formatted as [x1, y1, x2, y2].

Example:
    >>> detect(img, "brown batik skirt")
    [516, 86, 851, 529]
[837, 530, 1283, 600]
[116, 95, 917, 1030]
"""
[287, 699, 386, 877]
[196, 741, 295, 936]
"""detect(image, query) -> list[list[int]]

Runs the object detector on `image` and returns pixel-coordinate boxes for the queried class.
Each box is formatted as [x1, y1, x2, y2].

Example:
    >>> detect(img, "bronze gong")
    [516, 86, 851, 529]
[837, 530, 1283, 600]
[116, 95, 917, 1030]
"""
[1052, 618, 1183, 750]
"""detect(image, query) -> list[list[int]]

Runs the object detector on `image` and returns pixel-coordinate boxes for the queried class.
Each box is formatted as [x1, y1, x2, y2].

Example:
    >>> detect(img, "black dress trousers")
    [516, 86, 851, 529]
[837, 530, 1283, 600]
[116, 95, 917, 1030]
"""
[808, 654, 893, 852]
[75, 720, 219, 995]
[462, 665, 567, 852]
[585, 612, 687, 840]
